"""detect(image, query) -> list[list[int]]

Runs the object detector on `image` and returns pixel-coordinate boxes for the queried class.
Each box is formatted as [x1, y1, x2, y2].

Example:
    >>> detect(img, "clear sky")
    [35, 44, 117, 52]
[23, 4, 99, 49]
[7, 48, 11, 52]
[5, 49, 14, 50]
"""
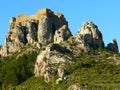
[0, 0, 120, 51]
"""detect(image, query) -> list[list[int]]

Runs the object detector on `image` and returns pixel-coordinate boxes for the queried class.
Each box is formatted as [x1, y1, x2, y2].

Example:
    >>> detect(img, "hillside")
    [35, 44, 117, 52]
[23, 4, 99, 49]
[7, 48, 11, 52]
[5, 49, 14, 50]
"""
[0, 8, 120, 90]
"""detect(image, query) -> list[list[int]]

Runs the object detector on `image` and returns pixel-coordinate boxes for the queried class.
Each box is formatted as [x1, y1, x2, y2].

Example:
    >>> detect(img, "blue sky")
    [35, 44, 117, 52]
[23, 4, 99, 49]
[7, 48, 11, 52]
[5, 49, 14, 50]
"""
[0, 0, 120, 51]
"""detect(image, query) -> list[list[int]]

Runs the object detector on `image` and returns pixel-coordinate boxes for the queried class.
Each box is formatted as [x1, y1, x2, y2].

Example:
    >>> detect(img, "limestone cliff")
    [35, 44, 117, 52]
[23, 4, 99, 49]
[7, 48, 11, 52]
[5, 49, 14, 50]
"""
[0, 8, 71, 56]
[0, 8, 119, 84]
[1, 9, 118, 57]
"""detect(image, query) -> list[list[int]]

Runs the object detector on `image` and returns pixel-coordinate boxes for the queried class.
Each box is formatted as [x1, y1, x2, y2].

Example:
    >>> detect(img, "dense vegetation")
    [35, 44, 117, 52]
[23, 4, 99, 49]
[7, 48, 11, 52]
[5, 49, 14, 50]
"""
[0, 47, 120, 90]
[0, 46, 39, 90]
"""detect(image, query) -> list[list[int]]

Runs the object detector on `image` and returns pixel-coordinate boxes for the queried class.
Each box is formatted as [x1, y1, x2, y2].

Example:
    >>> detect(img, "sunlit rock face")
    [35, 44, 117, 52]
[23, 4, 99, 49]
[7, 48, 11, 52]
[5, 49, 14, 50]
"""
[75, 21, 104, 50]
[37, 8, 69, 45]
[0, 8, 69, 56]
[34, 44, 73, 83]
[54, 25, 72, 44]
[0, 9, 119, 85]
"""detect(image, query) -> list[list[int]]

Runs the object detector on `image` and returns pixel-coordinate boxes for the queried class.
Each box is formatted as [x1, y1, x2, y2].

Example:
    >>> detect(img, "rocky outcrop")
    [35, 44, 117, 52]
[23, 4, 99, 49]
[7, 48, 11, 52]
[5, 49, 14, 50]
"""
[75, 21, 104, 50]
[68, 84, 87, 90]
[0, 8, 120, 88]
[0, 18, 38, 56]
[0, 8, 69, 56]
[54, 25, 72, 44]
[34, 44, 73, 83]
[0, 21, 26, 56]
[106, 39, 119, 53]
[37, 9, 68, 45]
[34, 20, 119, 84]
[1, 8, 119, 57]
[37, 15, 54, 45]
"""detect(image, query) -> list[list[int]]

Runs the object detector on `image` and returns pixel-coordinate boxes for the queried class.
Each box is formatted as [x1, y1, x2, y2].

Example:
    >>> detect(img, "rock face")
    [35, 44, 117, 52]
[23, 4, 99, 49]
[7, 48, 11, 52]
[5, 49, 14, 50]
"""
[106, 39, 119, 53]
[34, 44, 73, 82]
[0, 8, 70, 56]
[0, 18, 38, 56]
[1, 8, 118, 57]
[75, 22, 104, 50]
[0, 9, 119, 83]
[38, 15, 54, 45]
[54, 25, 72, 44]
[37, 9, 69, 45]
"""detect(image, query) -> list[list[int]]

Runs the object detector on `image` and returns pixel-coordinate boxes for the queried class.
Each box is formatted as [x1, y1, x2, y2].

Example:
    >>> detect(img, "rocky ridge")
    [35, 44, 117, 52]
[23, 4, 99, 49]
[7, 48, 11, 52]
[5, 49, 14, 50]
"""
[0, 8, 71, 56]
[0, 8, 119, 85]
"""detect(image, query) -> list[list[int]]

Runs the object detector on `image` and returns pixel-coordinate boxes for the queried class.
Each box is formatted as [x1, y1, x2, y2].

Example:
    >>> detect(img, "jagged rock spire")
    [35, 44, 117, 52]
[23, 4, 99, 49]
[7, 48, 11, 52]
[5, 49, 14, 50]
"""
[106, 38, 119, 53]
[75, 21, 104, 50]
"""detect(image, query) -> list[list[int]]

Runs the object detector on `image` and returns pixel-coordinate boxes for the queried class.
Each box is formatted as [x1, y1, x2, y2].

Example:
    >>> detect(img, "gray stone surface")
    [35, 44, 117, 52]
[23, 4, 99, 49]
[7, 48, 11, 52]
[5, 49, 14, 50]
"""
[34, 44, 73, 82]
[54, 25, 72, 44]
[37, 15, 54, 45]
[75, 21, 104, 50]
[106, 39, 119, 53]
[0, 8, 69, 56]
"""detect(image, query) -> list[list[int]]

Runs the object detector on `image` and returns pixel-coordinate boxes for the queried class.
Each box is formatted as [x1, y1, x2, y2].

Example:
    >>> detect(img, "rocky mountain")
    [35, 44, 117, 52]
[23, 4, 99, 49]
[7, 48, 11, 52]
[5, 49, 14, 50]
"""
[0, 8, 71, 56]
[0, 8, 120, 90]
[0, 8, 119, 57]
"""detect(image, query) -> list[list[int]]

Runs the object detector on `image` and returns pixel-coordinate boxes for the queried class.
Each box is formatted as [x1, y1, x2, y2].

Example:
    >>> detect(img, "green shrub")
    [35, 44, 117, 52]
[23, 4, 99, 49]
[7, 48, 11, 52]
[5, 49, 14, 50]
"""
[0, 49, 38, 87]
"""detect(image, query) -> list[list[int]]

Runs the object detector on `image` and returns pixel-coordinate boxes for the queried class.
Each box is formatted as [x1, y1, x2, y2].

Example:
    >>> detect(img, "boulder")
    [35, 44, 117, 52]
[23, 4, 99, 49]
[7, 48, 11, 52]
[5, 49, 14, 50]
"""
[106, 39, 119, 53]
[56, 78, 63, 84]
[68, 84, 87, 90]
